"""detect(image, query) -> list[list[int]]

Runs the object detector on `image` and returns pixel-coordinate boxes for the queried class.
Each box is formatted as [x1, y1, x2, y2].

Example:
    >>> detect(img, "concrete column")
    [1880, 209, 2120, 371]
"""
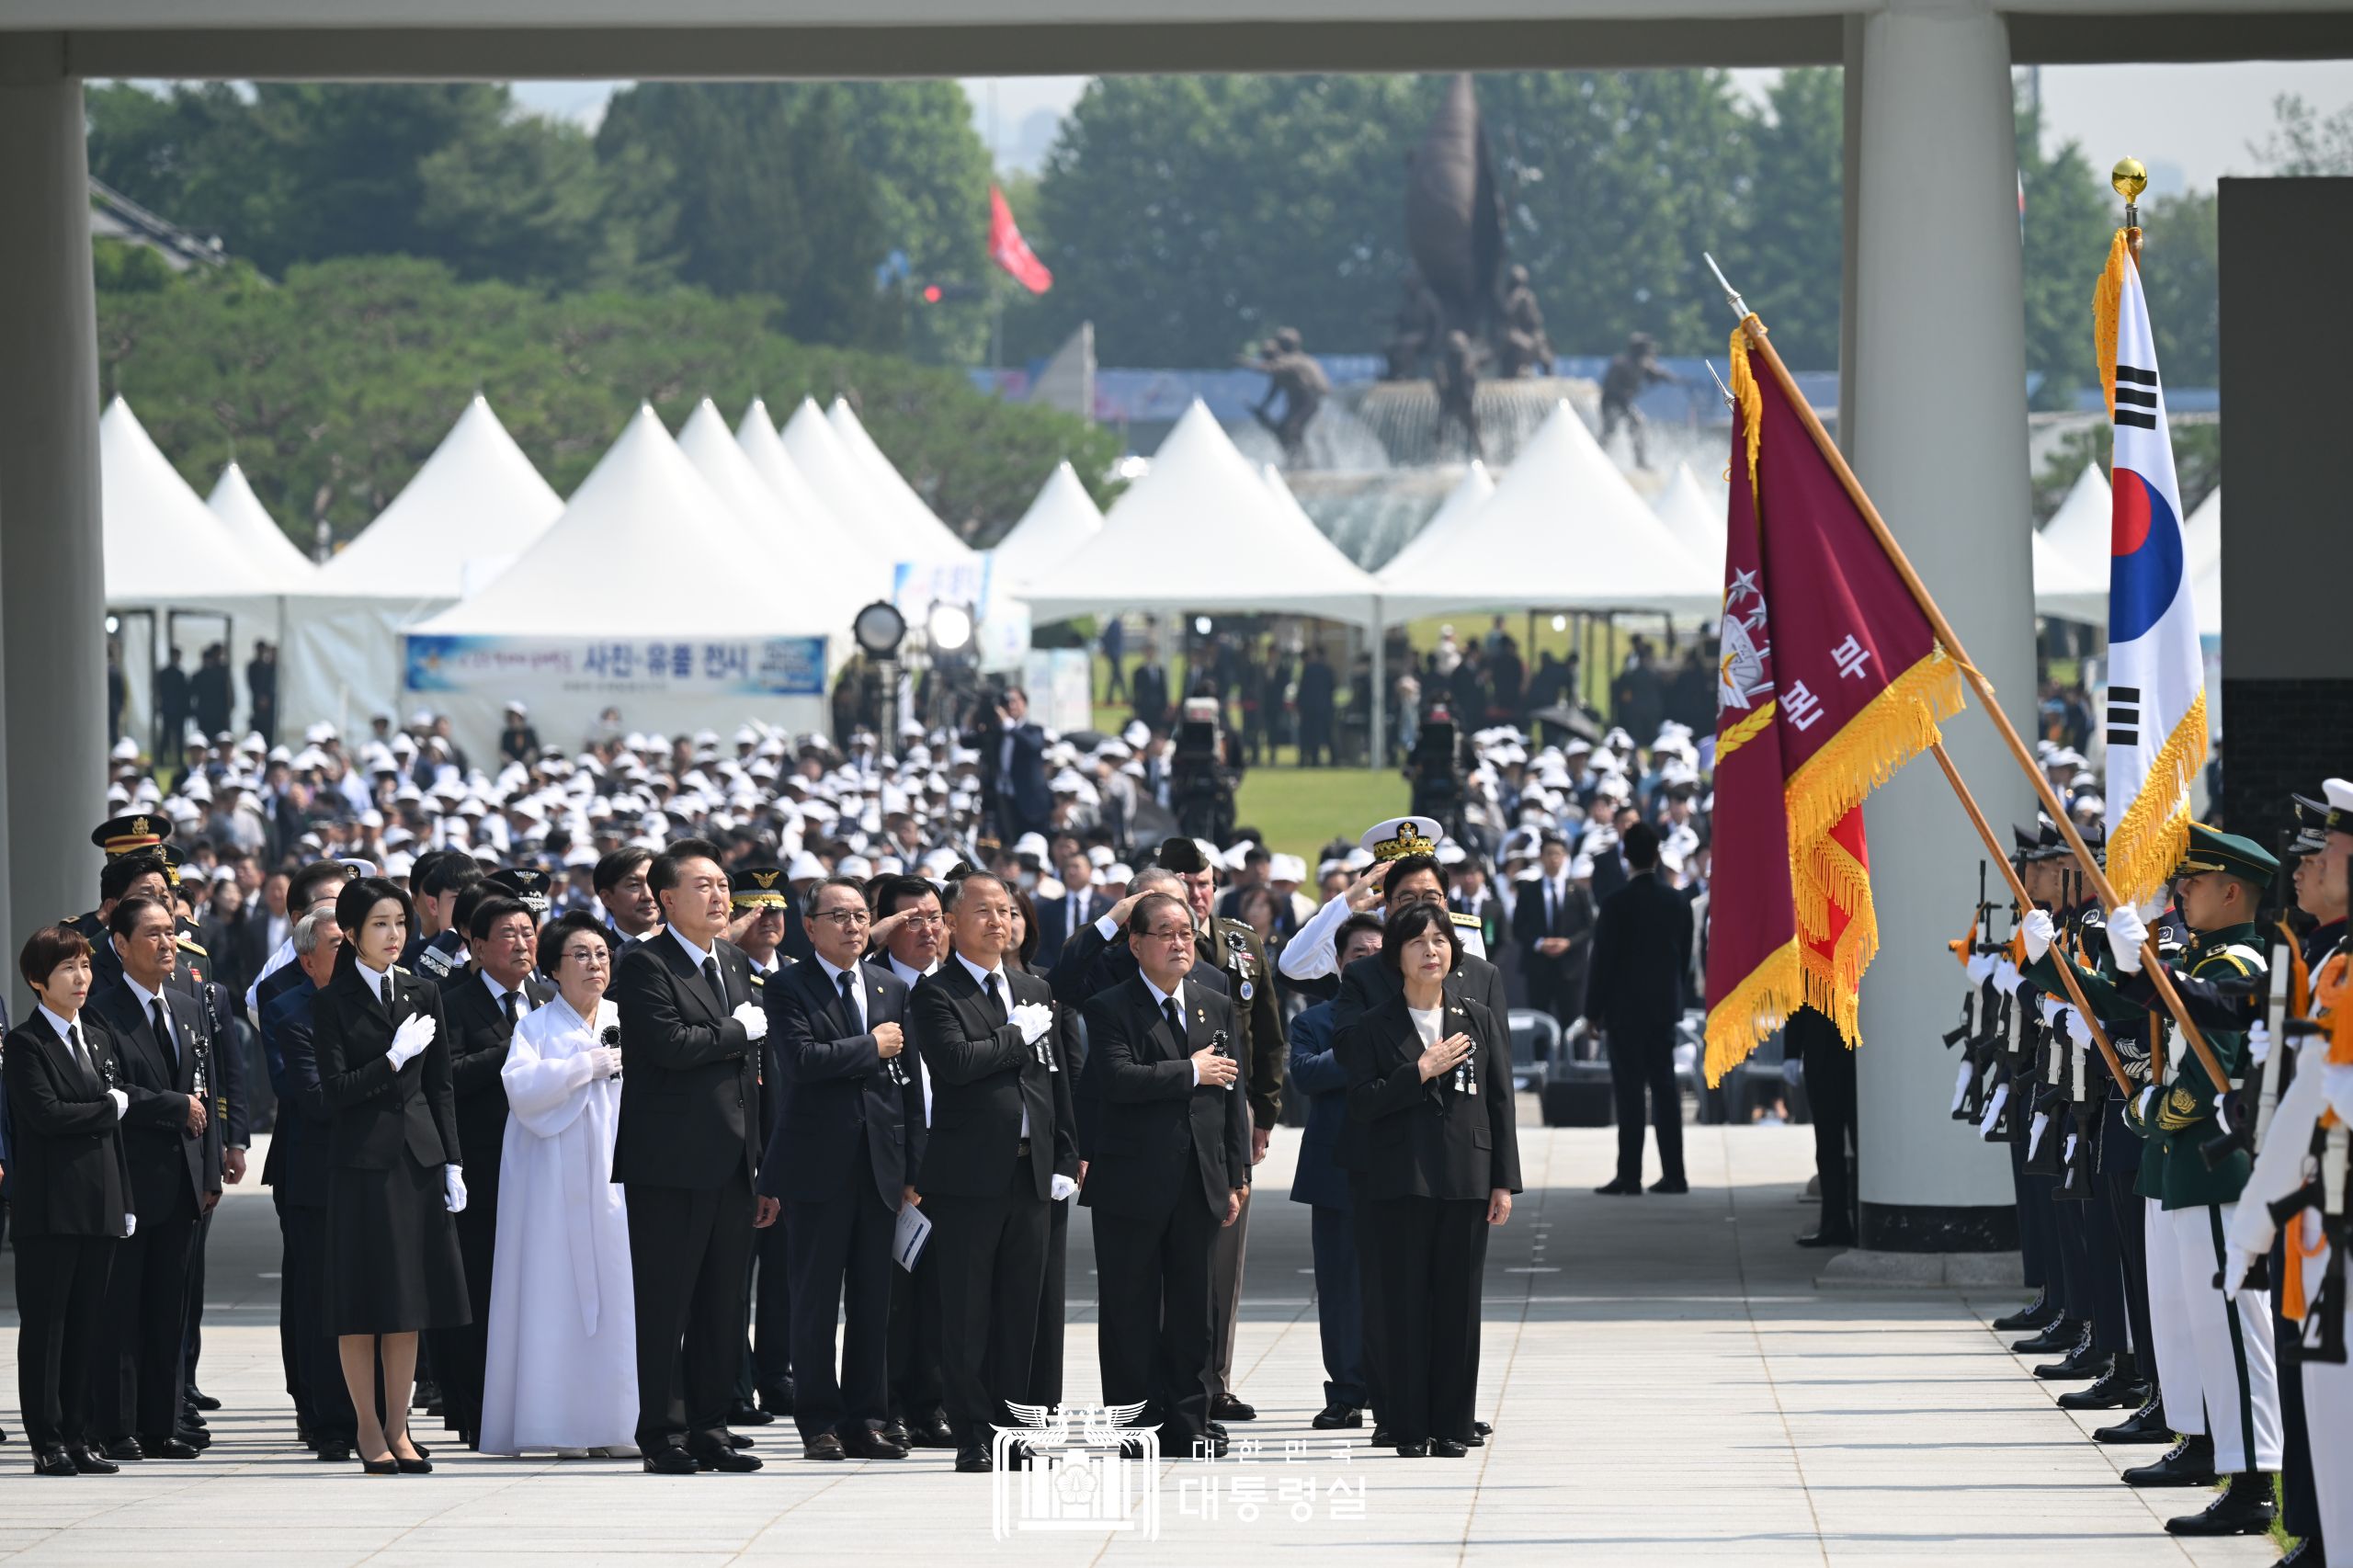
[0, 47, 106, 999]
[1846, 0, 2033, 1253]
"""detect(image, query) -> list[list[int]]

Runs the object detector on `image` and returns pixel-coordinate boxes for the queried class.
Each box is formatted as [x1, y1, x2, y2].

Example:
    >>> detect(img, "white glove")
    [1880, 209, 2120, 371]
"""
[585, 1045, 625, 1081]
[1049, 1174, 1077, 1201]
[2247, 1019, 2272, 1068]
[2039, 996, 2064, 1028]
[732, 1001, 769, 1043]
[2221, 1244, 2258, 1301]
[2027, 1109, 2050, 1160]
[107, 1088, 130, 1119]
[123, 1213, 136, 1238]
[1992, 960, 2022, 997]
[2325, 1063, 2353, 1124]
[1950, 1059, 1973, 1114]
[1012, 1000, 1055, 1046]
[444, 1165, 468, 1213]
[2063, 1008, 2094, 1050]
[2135, 1085, 2158, 1123]
[2108, 903, 2147, 975]
[2062, 1134, 2079, 1167]
[1965, 952, 1995, 984]
[2020, 909, 2055, 963]
[387, 1012, 437, 1069]
[2213, 1097, 2232, 1137]
[1978, 1084, 2007, 1139]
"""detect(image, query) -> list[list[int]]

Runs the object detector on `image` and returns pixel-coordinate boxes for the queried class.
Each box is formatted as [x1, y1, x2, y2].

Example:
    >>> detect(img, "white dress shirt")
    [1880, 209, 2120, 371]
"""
[1142, 975, 1201, 1085]
[482, 970, 534, 1020]
[124, 975, 179, 1070]
[814, 954, 869, 1033]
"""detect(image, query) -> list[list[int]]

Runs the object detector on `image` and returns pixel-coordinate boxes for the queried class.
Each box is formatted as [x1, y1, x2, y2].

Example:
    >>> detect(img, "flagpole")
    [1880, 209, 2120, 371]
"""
[1928, 740, 2132, 1092]
[1701, 254, 2228, 1089]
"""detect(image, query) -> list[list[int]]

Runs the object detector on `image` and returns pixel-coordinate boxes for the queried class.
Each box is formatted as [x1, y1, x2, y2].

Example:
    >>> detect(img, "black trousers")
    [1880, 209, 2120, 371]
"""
[1347, 1176, 1387, 1422]
[887, 1233, 944, 1423]
[742, 1207, 792, 1403]
[625, 1165, 757, 1456]
[926, 1158, 1049, 1445]
[1309, 1203, 1367, 1408]
[1607, 1024, 1684, 1186]
[16, 1233, 115, 1453]
[2081, 1145, 2131, 1355]
[1366, 1194, 1487, 1446]
[785, 1156, 897, 1441]
[2007, 1120, 2052, 1290]
[1093, 1193, 1217, 1446]
[2096, 1151, 2153, 1369]
[1027, 1193, 1070, 1406]
[101, 1186, 197, 1443]
[278, 1199, 357, 1445]
[181, 1202, 212, 1399]
[1794, 1013, 1856, 1235]
[428, 1189, 500, 1444]
[2036, 1171, 2092, 1323]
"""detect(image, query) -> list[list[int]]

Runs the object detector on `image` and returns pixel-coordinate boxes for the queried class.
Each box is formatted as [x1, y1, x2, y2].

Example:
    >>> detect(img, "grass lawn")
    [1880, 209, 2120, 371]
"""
[1231, 765, 1406, 863]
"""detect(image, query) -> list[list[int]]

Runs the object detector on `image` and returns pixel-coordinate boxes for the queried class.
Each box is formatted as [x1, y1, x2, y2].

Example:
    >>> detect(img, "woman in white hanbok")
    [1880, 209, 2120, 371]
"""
[478, 913, 638, 1458]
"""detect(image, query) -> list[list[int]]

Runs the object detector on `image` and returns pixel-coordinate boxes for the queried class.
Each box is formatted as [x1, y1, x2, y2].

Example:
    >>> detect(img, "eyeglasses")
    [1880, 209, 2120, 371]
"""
[813, 909, 872, 928]
[563, 947, 610, 967]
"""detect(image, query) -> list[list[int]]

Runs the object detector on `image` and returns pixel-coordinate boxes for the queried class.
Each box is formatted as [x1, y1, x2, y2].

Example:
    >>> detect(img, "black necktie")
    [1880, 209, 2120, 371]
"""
[70, 1021, 95, 1086]
[837, 969, 859, 1031]
[1162, 997, 1182, 1044]
[501, 988, 522, 1026]
[983, 971, 1006, 1024]
[151, 998, 178, 1077]
[702, 955, 728, 1016]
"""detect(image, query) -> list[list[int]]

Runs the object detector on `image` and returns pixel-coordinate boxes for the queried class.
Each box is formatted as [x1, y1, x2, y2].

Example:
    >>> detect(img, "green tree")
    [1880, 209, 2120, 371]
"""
[2016, 98, 2116, 411]
[1733, 68, 1844, 369]
[2251, 92, 2353, 175]
[2136, 189, 2217, 385]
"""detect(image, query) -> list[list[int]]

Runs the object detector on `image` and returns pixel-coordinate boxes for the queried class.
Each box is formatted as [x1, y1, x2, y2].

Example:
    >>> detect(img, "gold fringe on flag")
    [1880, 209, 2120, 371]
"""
[1728, 326, 1764, 510]
[2105, 690, 2207, 907]
[1781, 648, 1966, 855]
[2092, 227, 2133, 422]
[1704, 934, 1804, 1087]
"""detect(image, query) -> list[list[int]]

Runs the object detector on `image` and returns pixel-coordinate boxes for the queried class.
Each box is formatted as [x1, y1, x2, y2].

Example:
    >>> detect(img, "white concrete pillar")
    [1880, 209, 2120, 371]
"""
[0, 47, 106, 997]
[1846, 0, 2035, 1251]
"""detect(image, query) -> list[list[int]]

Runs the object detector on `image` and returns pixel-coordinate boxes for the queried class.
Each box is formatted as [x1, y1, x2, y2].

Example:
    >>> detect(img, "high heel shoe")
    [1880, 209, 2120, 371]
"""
[387, 1438, 432, 1475]
[361, 1454, 398, 1476]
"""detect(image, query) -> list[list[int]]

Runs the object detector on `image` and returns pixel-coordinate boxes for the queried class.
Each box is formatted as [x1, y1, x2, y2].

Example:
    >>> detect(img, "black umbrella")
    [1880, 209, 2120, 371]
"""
[1527, 704, 1603, 744]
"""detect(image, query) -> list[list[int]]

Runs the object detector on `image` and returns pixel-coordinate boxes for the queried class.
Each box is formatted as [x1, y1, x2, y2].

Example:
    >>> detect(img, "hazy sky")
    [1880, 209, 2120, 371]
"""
[514, 60, 2353, 188]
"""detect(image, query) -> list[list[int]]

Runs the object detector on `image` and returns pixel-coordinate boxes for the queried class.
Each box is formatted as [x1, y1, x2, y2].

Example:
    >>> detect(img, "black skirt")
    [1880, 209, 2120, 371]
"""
[324, 1153, 472, 1336]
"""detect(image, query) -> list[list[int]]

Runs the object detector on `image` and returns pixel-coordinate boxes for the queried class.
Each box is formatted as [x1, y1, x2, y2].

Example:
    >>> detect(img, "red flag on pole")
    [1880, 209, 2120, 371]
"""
[1701, 331, 1965, 1083]
[988, 185, 1052, 295]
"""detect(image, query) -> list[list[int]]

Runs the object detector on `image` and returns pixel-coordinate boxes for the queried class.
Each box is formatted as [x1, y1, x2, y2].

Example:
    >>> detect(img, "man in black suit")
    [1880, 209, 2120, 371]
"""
[430, 892, 552, 1448]
[1295, 647, 1336, 767]
[259, 906, 358, 1460]
[612, 837, 769, 1474]
[973, 687, 1051, 846]
[1034, 850, 1108, 971]
[908, 871, 1078, 1473]
[1583, 821, 1692, 1195]
[755, 875, 923, 1461]
[1081, 892, 1248, 1455]
[1131, 656, 1170, 733]
[1513, 833, 1595, 1031]
[88, 897, 219, 1461]
[6, 926, 136, 1475]
[868, 876, 952, 1449]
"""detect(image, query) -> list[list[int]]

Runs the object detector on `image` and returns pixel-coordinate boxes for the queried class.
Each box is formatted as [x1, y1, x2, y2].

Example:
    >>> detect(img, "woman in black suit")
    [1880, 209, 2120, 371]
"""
[1335, 901, 1520, 1458]
[313, 877, 469, 1475]
[6, 925, 135, 1476]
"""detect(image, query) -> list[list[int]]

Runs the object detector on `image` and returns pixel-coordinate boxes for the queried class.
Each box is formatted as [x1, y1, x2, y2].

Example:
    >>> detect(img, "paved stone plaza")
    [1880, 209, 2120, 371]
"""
[0, 1108, 2277, 1564]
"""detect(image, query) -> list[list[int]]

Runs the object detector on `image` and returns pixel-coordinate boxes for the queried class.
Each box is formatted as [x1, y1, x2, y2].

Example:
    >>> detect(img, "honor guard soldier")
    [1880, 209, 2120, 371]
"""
[2027, 824, 2285, 1537]
[483, 866, 551, 925]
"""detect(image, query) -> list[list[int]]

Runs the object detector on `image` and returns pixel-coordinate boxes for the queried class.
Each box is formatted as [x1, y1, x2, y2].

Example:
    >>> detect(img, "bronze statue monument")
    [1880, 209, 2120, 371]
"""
[1241, 325, 1331, 462]
[1598, 331, 1679, 468]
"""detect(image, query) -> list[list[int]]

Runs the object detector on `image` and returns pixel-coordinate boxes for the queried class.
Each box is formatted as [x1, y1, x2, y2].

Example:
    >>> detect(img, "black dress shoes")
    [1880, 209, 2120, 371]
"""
[758, 1379, 796, 1417]
[1795, 1227, 1857, 1248]
[1312, 1403, 1364, 1430]
[698, 1447, 763, 1472]
[176, 1424, 213, 1449]
[2273, 1535, 2324, 1564]
[67, 1446, 119, 1474]
[100, 1437, 144, 1462]
[1210, 1393, 1256, 1421]
[186, 1388, 222, 1412]
[2009, 1316, 2080, 1355]
[2123, 1435, 2216, 1487]
[2033, 1333, 2104, 1381]
[729, 1402, 775, 1426]
[1474, 1421, 1493, 1437]
[2058, 1355, 2144, 1410]
[1393, 1440, 1430, 1458]
[801, 1433, 847, 1461]
[642, 1446, 699, 1475]
[955, 1447, 994, 1474]
[1649, 1176, 1689, 1194]
[1594, 1178, 1643, 1196]
[1430, 1438, 1470, 1458]
[2165, 1473, 2277, 1536]
[904, 1413, 958, 1449]
[315, 1442, 354, 1463]
[723, 1431, 755, 1450]
[140, 1436, 201, 1460]
[32, 1448, 75, 1477]
[1205, 1420, 1228, 1440]
[1371, 1426, 1393, 1448]
[1992, 1288, 2057, 1333]
[841, 1427, 908, 1460]
[879, 1422, 911, 1448]
[2093, 1395, 2175, 1444]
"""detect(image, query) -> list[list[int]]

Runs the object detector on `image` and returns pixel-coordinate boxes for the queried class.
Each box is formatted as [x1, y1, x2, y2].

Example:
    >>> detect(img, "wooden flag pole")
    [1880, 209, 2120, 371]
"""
[1702, 254, 2227, 1089]
[1929, 741, 2132, 1091]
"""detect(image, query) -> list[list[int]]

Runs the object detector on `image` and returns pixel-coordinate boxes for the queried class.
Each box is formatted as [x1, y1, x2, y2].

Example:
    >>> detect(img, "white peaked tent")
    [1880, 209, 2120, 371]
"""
[409, 405, 828, 749]
[1020, 401, 1381, 626]
[677, 398, 891, 609]
[2039, 462, 2111, 576]
[735, 397, 848, 545]
[2031, 528, 2108, 623]
[1371, 401, 1716, 620]
[779, 398, 893, 558]
[208, 461, 315, 586]
[1650, 460, 1727, 575]
[1374, 460, 1496, 582]
[283, 395, 565, 737]
[989, 461, 1104, 589]
[826, 397, 975, 562]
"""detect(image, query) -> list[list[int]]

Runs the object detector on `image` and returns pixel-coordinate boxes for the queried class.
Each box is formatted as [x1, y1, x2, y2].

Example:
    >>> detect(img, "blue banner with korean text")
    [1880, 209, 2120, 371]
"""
[404, 634, 826, 698]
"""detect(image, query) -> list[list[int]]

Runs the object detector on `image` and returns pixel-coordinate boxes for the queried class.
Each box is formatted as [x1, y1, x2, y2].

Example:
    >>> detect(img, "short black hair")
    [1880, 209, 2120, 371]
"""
[1335, 912, 1385, 959]
[1379, 898, 1462, 975]
[290, 857, 356, 912]
[1382, 852, 1449, 901]
[467, 894, 532, 944]
[804, 874, 868, 919]
[1623, 822, 1661, 871]
[649, 837, 725, 902]
[19, 923, 93, 990]
[451, 879, 497, 939]
[593, 846, 654, 896]
[101, 850, 171, 904]
[108, 893, 173, 942]
[418, 851, 482, 901]
[536, 909, 612, 977]
[871, 875, 938, 920]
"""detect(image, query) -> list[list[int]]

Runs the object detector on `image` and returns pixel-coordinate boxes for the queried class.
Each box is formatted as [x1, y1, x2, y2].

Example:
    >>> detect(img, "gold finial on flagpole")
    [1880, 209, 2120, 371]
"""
[2111, 156, 2147, 249]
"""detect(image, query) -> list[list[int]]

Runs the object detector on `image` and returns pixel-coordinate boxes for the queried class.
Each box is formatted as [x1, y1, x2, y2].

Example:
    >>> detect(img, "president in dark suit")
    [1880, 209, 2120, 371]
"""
[756, 875, 925, 1460]
[7, 926, 136, 1476]
[431, 892, 553, 1449]
[1583, 822, 1692, 1195]
[611, 837, 768, 1474]
[973, 687, 1051, 845]
[1512, 834, 1595, 1029]
[87, 897, 220, 1460]
[908, 872, 1078, 1473]
[1080, 892, 1249, 1454]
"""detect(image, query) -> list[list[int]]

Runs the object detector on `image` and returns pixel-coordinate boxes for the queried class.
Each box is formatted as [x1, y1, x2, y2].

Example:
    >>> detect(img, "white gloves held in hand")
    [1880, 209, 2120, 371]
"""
[1992, 960, 2022, 998]
[445, 1165, 468, 1213]
[388, 1013, 437, 1069]
[1049, 1174, 1077, 1201]
[1012, 1000, 1056, 1046]
[585, 1045, 625, 1082]
[2063, 1008, 2094, 1051]
[123, 1213, 136, 1238]
[2020, 909, 2055, 964]
[107, 1088, 130, 1119]
[1965, 952, 1995, 984]
[2108, 903, 2148, 974]
[732, 1000, 769, 1043]
[2248, 1019, 2273, 1068]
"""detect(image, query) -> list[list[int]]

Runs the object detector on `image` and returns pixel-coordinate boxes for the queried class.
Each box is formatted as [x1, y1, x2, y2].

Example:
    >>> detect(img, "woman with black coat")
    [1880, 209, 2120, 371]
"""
[1334, 901, 1520, 1458]
[313, 877, 469, 1474]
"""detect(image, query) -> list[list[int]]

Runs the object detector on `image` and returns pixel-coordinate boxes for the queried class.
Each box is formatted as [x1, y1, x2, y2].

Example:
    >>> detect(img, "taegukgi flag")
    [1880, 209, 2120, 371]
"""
[2093, 232, 2204, 906]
